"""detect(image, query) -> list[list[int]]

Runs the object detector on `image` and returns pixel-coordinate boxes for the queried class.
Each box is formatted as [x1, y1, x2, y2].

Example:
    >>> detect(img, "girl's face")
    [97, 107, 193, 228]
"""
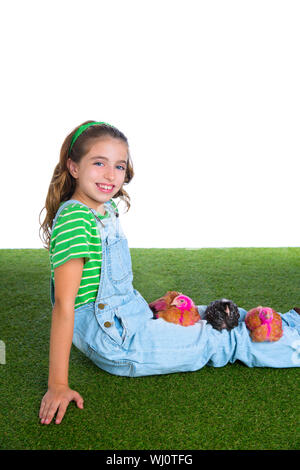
[67, 137, 128, 214]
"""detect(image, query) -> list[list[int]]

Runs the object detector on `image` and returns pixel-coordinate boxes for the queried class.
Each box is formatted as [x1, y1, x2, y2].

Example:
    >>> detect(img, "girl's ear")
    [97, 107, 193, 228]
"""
[67, 158, 79, 179]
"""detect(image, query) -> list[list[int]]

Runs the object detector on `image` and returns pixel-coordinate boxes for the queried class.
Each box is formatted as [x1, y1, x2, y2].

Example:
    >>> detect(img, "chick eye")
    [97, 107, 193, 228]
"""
[116, 165, 126, 171]
[94, 162, 104, 167]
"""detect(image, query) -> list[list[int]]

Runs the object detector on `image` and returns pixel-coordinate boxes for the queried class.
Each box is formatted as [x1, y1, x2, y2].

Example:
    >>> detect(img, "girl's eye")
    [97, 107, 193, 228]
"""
[116, 165, 126, 171]
[94, 162, 104, 167]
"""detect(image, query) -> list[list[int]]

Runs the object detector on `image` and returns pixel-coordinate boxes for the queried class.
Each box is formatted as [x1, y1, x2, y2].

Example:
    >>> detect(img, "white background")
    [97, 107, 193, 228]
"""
[1, 0, 299, 249]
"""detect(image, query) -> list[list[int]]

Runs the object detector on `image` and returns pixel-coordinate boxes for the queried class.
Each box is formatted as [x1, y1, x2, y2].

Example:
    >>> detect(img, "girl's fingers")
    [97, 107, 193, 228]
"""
[55, 400, 68, 424]
[40, 402, 50, 423]
[54, 393, 84, 424]
[41, 401, 58, 425]
[39, 400, 46, 418]
[73, 391, 84, 408]
[39, 390, 84, 424]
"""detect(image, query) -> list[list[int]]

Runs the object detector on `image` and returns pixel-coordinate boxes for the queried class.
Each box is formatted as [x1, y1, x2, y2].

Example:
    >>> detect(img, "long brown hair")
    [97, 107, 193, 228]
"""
[39, 120, 134, 250]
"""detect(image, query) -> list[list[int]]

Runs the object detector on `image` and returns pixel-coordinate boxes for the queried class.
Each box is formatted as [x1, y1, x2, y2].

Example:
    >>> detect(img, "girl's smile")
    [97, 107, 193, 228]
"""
[67, 138, 128, 214]
[96, 183, 115, 193]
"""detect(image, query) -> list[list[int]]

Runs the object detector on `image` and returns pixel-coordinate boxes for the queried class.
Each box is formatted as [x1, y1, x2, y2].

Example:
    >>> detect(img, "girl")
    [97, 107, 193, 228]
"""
[39, 120, 300, 425]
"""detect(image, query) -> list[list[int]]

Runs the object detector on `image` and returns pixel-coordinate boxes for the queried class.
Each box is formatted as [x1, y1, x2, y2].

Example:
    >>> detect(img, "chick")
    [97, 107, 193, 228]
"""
[149, 291, 201, 326]
[245, 306, 283, 342]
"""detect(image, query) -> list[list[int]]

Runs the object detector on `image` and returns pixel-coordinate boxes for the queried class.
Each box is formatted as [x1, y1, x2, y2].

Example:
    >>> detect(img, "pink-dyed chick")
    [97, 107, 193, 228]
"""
[245, 306, 283, 342]
[149, 291, 201, 326]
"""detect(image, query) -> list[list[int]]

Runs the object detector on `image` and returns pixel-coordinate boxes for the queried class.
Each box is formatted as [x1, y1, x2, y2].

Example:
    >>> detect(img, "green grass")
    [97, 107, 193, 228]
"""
[0, 248, 299, 450]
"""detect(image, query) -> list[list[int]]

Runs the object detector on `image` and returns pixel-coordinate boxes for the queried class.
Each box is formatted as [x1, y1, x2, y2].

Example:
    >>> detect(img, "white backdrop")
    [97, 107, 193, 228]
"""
[1, 0, 299, 249]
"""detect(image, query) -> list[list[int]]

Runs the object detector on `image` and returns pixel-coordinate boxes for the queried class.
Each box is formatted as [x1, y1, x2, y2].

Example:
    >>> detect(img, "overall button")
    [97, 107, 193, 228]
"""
[104, 321, 112, 328]
[98, 303, 106, 310]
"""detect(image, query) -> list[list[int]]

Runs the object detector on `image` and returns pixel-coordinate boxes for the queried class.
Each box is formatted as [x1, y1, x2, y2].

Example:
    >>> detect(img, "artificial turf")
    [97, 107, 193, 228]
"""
[0, 248, 299, 450]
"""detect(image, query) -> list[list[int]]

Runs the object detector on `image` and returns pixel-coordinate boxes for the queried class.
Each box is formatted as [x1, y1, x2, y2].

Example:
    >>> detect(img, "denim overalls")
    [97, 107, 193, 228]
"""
[50, 200, 300, 376]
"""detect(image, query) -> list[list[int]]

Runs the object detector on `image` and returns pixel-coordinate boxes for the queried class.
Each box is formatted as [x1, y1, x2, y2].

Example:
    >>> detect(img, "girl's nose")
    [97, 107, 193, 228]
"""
[104, 166, 115, 181]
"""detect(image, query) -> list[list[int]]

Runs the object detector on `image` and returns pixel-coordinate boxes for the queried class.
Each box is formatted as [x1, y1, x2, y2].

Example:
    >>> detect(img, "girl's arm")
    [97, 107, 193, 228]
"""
[39, 257, 85, 425]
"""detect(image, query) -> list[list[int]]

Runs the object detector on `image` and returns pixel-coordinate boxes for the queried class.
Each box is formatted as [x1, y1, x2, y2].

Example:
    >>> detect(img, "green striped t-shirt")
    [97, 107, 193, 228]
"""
[50, 202, 110, 309]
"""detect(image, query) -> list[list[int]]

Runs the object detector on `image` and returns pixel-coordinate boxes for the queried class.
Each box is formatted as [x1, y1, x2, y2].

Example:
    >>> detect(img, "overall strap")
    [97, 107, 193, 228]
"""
[51, 199, 85, 231]
[86, 201, 119, 227]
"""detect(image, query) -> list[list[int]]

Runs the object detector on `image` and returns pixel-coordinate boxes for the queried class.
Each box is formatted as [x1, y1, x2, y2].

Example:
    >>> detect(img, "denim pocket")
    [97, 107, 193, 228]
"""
[100, 315, 127, 348]
[88, 345, 134, 377]
[107, 237, 133, 283]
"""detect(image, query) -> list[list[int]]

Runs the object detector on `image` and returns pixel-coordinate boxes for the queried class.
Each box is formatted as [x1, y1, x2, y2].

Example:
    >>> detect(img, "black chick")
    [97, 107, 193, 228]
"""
[205, 298, 240, 331]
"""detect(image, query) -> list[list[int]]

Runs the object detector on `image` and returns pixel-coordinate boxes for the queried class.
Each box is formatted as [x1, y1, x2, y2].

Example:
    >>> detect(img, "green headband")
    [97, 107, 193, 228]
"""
[69, 121, 113, 154]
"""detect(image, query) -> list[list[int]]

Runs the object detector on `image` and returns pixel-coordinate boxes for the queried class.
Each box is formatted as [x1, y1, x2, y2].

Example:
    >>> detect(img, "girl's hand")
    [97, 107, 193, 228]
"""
[39, 385, 84, 425]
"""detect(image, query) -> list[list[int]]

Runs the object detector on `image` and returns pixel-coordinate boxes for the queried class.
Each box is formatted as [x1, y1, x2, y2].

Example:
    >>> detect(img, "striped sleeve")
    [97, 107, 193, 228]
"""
[50, 205, 101, 270]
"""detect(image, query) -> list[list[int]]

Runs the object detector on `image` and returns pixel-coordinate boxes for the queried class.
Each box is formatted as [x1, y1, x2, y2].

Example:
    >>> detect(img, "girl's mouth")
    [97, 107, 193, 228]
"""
[96, 183, 115, 194]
